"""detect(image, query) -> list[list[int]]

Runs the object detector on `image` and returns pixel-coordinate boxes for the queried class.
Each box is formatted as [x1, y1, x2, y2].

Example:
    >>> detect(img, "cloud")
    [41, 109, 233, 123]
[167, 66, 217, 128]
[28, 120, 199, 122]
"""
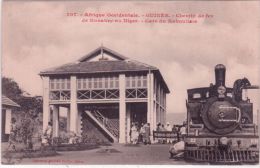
[2, 1, 260, 114]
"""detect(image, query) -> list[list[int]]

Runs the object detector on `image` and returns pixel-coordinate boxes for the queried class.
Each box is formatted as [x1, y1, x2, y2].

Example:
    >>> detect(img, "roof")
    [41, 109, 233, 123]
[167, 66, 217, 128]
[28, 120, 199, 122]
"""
[78, 46, 128, 62]
[39, 46, 170, 93]
[40, 60, 158, 74]
[2, 95, 20, 108]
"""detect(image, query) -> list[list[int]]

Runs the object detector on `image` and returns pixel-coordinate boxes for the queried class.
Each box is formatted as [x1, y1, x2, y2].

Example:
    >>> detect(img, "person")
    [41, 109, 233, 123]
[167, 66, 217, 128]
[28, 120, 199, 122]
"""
[161, 124, 167, 131]
[165, 122, 172, 131]
[161, 124, 167, 143]
[139, 123, 145, 143]
[130, 123, 139, 144]
[156, 123, 161, 131]
[180, 121, 187, 140]
[8, 118, 18, 151]
[143, 123, 151, 145]
[129, 122, 134, 143]
[42, 122, 53, 146]
[165, 122, 172, 143]
[156, 123, 165, 143]
[169, 140, 185, 158]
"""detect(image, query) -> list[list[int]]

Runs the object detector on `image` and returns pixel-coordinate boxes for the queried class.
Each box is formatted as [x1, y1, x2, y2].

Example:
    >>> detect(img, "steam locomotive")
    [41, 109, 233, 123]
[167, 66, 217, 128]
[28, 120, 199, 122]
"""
[185, 64, 259, 163]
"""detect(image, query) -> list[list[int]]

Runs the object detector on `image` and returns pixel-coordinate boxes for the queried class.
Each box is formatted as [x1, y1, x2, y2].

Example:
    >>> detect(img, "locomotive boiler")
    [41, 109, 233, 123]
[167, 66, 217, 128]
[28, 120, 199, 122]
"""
[185, 64, 259, 164]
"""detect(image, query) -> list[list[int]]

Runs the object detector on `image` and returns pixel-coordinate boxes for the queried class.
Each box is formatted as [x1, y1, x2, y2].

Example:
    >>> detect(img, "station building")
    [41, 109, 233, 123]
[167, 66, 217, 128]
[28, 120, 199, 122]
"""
[39, 46, 170, 143]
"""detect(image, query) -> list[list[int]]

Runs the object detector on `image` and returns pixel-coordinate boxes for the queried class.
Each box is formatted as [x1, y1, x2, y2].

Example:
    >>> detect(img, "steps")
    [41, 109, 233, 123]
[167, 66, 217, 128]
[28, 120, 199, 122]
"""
[84, 110, 119, 142]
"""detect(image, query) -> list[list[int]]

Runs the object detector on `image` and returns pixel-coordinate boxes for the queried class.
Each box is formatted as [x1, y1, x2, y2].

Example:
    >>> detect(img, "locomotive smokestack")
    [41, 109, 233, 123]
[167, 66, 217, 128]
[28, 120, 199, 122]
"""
[215, 64, 226, 87]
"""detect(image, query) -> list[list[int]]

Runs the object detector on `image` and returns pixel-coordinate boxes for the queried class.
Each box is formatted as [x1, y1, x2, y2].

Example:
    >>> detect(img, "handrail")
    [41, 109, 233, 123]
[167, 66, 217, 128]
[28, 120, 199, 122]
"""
[90, 110, 119, 138]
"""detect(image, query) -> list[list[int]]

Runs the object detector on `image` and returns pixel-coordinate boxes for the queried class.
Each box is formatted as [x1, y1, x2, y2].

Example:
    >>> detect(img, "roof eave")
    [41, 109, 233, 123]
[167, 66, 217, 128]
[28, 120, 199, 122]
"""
[39, 68, 158, 76]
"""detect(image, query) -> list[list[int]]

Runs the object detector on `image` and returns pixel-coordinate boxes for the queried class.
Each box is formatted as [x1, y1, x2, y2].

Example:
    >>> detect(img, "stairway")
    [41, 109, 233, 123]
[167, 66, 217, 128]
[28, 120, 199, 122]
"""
[84, 110, 119, 142]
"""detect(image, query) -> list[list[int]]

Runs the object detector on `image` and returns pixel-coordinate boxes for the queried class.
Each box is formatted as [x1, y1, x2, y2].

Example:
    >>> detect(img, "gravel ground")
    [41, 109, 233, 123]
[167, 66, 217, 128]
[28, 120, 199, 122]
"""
[2, 143, 198, 165]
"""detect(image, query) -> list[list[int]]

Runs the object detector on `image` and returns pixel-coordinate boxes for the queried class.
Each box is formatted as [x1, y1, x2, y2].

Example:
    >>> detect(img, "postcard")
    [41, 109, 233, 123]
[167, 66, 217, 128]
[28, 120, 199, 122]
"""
[1, 0, 260, 165]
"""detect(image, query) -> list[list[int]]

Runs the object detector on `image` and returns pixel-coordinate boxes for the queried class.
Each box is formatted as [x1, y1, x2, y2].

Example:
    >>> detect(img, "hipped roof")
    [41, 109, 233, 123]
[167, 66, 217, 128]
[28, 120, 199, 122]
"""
[2, 95, 20, 108]
[40, 46, 170, 93]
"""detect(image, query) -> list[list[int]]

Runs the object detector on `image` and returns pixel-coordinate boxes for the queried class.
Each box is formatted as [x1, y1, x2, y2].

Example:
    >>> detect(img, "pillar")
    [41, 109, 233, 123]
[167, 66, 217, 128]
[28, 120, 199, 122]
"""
[67, 107, 70, 132]
[147, 71, 155, 136]
[42, 76, 50, 132]
[5, 109, 12, 134]
[119, 74, 126, 143]
[53, 105, 59, 137]
[70, 76, 78, 133]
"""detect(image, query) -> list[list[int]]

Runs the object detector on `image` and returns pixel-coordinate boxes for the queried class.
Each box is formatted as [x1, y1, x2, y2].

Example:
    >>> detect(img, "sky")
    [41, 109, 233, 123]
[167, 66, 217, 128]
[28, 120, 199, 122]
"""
[2, 1, 260, 114]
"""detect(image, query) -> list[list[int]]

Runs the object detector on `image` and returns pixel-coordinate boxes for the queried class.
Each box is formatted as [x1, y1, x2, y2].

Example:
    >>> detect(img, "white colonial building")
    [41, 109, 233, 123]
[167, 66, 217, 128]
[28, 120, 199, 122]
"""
[39, 46, 170, 143]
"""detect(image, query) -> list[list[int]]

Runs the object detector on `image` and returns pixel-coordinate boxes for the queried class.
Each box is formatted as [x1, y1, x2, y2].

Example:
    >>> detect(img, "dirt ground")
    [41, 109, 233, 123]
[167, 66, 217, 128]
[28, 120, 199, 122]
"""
[2, 143, 197, 165]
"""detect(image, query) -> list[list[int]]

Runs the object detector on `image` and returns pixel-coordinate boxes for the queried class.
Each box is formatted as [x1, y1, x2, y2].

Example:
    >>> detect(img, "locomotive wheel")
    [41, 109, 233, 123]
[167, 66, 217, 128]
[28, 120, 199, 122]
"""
[201, 97, 241, 134]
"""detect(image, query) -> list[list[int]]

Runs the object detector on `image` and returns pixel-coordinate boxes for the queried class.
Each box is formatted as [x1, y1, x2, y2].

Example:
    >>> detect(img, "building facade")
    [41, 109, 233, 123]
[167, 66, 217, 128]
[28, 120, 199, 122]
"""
[39, 46, 170, 143]
[2, 95, 20, 142]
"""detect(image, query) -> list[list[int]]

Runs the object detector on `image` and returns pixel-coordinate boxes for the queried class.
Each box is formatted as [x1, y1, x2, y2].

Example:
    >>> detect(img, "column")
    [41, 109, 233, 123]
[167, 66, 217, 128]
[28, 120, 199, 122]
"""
[70, 76, 78, 133]
[147, 72, 155, 137]
[53, 105, 59, 137]
[5, 109, 12, 134]
[42, 76, 50, 132]
[119, 74, 126, 143]
[67, 107, 70, 132]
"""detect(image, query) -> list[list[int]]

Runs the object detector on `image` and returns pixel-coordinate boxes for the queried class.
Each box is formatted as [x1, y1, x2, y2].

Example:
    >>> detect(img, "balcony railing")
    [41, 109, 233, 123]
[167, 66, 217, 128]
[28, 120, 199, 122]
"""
[50, 91, 70, 100]
[49, 88, 148, 101]
[77, 89, 119, 100]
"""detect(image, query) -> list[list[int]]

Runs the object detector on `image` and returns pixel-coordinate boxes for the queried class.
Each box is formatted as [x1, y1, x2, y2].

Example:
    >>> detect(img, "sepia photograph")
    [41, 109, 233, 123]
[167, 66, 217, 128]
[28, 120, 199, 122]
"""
[1, 0, 260, 165]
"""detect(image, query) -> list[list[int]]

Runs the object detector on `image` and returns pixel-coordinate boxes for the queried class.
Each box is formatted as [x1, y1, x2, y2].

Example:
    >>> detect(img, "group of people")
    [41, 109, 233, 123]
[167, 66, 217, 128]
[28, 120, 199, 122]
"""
[156, 122, 173, 132]
[156, 121, 187, 143]
[129, 122, 151, 145]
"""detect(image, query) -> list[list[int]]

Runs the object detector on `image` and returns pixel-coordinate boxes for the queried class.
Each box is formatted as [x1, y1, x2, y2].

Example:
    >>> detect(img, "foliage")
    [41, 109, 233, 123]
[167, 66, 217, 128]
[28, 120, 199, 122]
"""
[14, 111, 41, 149]
[18, 97, 43, 114]
[2, 77, 23, 102]
[2, 76, 43, 114]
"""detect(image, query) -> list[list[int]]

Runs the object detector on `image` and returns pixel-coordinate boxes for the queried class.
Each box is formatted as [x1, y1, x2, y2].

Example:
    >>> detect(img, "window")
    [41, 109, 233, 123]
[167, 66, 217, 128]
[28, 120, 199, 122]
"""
[137, 76, 141, 87]
[206, 92, 209, 98]
[56, 79, 60, 90]
[143, 76, 147, 87]
[110, 77, 114, 88]
[193, 93, 201, 99]
[132, 76, 136, 87]
[105, 78, 109, 88]
[88, 78, 92, 89]
[50, 78, 70, 90]
[98, 77, 103, 88]
[61, 79, 65, 89]
[66, 79, 70, 89]
[126, 77, 130, 88]
[50, 80, 55, 90]
[115, 77, 119, 88]
[83, 79, 87, 89]
[126, 75, 147, 88]
[77, 78, 82, 89]
[94, 78, 98, 89]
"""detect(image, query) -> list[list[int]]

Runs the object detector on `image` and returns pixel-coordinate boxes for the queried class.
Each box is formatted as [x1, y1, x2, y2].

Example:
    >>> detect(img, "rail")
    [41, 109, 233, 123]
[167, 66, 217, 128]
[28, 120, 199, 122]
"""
[91, 110, 119, 138]
[153, 131, 178, 143]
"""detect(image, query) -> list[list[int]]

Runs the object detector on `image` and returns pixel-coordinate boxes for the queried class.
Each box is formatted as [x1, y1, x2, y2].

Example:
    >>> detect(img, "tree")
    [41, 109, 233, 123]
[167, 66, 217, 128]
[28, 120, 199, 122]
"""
[2, 77, 43, 150]
[2, 76, 43, 114]
[2, 76, 23, 102]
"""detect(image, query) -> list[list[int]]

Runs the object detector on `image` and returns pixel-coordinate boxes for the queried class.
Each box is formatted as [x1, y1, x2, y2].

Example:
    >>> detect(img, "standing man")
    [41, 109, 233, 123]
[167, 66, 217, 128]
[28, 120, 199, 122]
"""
[42, 122, 53, 146]
[8, 118, 18, 151]
[143, 123, 151, 145]
[165, 122, 172, 143]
